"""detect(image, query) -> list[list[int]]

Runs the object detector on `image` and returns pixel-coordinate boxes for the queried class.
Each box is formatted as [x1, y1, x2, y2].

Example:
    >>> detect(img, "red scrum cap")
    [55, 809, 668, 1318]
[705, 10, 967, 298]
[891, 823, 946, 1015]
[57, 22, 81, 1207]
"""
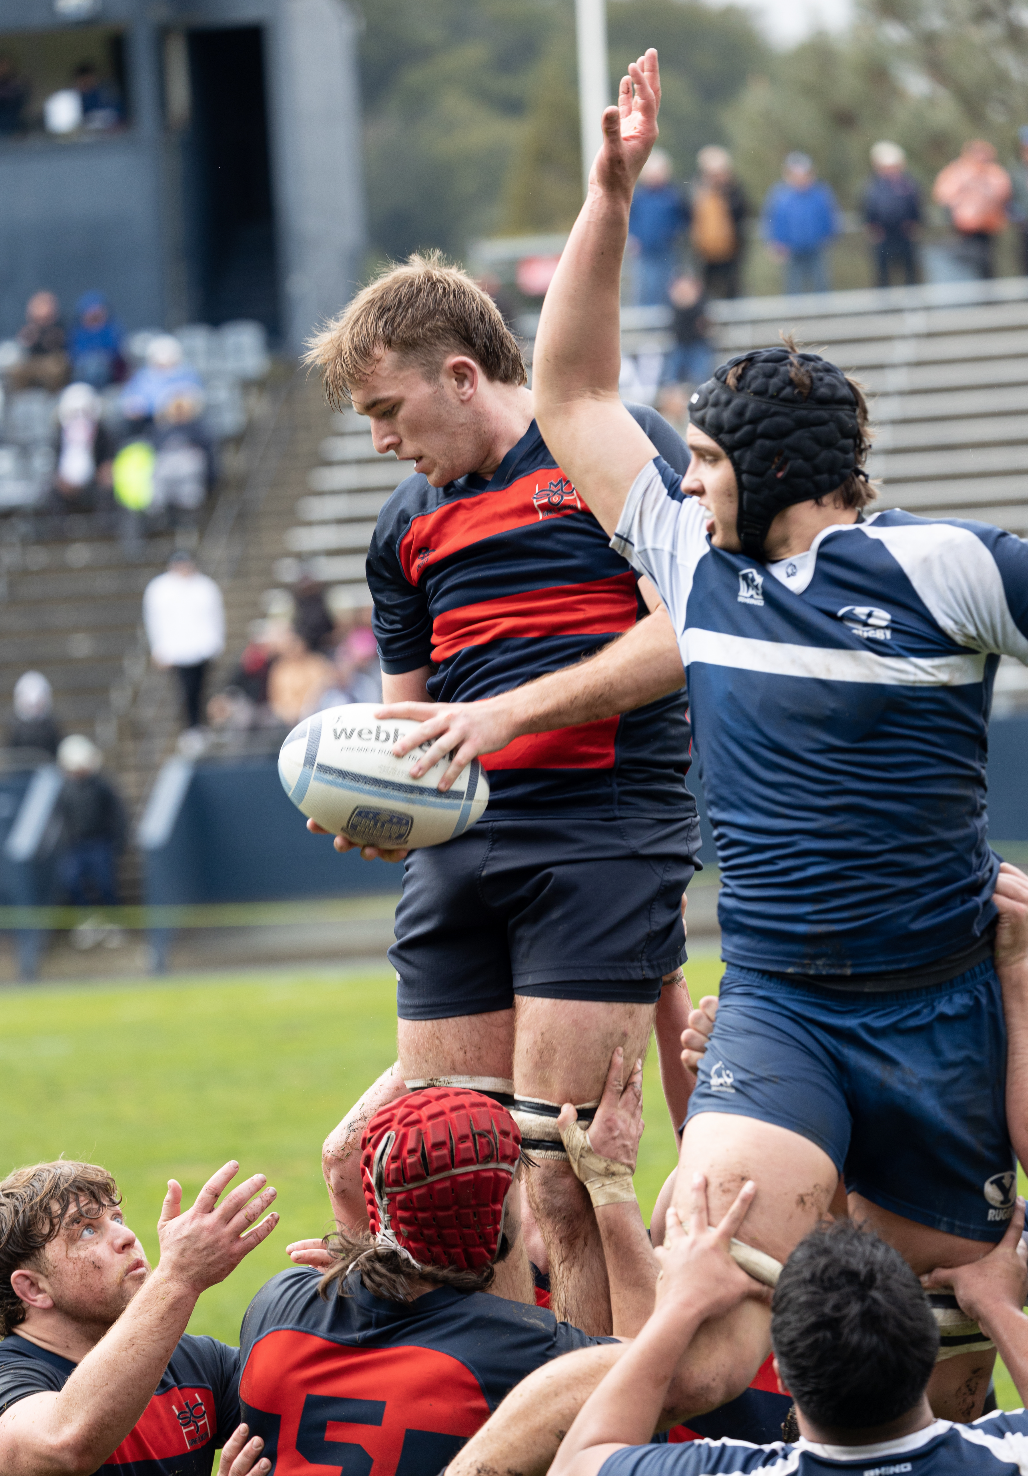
[361, 1088, 522, 1271]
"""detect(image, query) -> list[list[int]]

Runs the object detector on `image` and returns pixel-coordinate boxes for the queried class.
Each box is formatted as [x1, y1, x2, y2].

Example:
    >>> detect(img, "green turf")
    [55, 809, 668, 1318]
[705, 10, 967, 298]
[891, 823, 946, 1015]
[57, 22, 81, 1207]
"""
[2, 952, 1021, 1411]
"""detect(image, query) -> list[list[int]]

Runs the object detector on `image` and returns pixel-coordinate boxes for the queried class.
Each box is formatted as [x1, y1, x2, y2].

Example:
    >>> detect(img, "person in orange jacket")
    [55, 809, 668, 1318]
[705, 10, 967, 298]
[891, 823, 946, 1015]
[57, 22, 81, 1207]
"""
[933, 139, 1012, 279]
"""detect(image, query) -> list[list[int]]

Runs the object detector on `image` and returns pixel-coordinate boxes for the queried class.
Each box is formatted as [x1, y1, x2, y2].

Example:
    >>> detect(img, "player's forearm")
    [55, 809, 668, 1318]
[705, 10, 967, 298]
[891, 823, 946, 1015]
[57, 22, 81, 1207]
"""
[323, 1061, 408, 1231]
[550, 1305, 705, 1475]
[979, 1299, 1028, 1405]
[493, 611, 684, 738]
[655, 976, 694, 1143]
[596, 1202, 659, 1337]
[23, 1272, 198, 1474]
[534, 186, 629, 413]
[1000, 958, 1028, 1172]
[445, 1345, 625, 1476]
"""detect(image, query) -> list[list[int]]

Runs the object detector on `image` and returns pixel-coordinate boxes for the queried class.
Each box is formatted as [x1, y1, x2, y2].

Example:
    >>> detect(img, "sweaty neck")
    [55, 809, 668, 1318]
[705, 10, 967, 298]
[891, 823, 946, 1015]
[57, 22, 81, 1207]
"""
[469, 385, 534, 480]
[763, 495, 858, 562]
[13, 1308, 112, 1365]
[799, 1395, 936, 1448]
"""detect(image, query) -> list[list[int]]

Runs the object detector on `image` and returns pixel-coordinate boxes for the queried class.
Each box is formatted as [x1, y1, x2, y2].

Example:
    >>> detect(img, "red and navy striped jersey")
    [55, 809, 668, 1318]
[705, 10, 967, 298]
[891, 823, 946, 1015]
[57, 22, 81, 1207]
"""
[238, 1266, 613, 1476]
[666, 1355, 792, 1445]
[367, 409, 698, 817]
[0, 1331, 239, 1476]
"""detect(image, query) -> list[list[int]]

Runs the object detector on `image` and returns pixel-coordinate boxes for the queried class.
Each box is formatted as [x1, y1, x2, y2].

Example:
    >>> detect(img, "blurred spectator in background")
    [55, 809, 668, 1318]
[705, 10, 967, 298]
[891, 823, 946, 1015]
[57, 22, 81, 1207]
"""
[266, 627, 334, 726]
[7, 672, 61, 758]
[120, 335, 201, 425]
[0, 54, 28, 135]
[10, 291, 70, 392]
[143, 551, 225, 731]
[686, 146, 749, 299]
[320, 625, 383, 709]
[55, 734, 125, 909]
[73, 60, 121, 131]
[150, 385, 215, 526]
[1006, 126, 1028, 275]
[69, 291, 125, 388]
[762, 152, 840, 295]
[628, 148, 686, 306]
[933, 139, 1011, 279]
[230, 622, 275, 708]
[292, 574, 335, 653]
[659, 273, 713, 390]
[50, 382, 115, 514]
[862, 141, 921, 287]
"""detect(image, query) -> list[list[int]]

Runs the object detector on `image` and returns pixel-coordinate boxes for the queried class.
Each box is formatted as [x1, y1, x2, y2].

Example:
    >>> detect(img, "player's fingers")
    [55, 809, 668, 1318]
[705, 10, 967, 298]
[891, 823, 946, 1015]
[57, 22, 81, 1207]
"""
[289, 1246, 334, 1269]
[217, 1423, 251, 1473]
[332, 834, 359, 852]
[681, 1027, 711, 1053]
[601, 102, 622, 140]
[604, 1045, 625, 1102]
[717, 1180, 757, 1244]
[681, 1048, 703, 1073]
[239, 1211, 280, 1249]
[228, 1187, 278, 1238]
[617, 74, 631, 122]
[158, 1179, 183, 1229]
[193, 1162, 239, 1214]
[363, 846, 407, 863]
[700, 996, 719, 1022]
[1001, 1197, 1026, 1248]
[663, 1204, 684, 1245]
[437, 743, 478, 793]
[306, 819, 331, 835]
[556, 1103, 578, 1132]
[216, 1173, 270, 1222]
[999, 862, 1028, 882]
[688, 1171, 710, 1237]
[406, 730, 458, 777]
[625, 1056, 643, 1104]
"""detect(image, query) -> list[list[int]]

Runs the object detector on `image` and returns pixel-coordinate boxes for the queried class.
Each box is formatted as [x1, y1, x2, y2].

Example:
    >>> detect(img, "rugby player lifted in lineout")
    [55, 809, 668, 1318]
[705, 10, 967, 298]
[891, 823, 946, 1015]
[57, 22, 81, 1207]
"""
[306, 255, 701, 1334]
[382, 50, 1028, 1423]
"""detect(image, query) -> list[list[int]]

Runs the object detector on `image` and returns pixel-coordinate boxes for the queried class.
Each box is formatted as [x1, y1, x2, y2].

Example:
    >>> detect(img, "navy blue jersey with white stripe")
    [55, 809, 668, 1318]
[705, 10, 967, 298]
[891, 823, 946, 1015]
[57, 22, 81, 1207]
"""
[367, 409, 696, 820]
[613, 458, 1028, 977]
[599, 1412, 1028, 1473]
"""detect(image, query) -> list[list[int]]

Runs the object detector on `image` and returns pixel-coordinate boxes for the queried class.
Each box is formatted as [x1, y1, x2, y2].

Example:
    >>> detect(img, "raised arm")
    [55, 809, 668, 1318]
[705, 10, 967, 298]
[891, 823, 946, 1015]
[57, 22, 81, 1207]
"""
[532, 50, 663, 536]
[0, 1165, 278, 1476]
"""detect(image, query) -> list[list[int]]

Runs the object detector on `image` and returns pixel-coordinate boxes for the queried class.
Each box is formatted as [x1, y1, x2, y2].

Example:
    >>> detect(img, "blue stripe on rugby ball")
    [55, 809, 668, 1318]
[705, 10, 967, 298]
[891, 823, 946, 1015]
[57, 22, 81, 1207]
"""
[289, 713, 322, 805]
[312, 762, 469, 811]
[451, 759, 482, 838]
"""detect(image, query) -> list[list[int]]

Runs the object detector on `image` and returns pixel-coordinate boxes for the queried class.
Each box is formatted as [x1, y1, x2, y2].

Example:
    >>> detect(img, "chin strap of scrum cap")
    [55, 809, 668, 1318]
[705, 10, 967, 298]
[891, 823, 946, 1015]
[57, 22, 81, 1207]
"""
[926, 1292, 995, 1362]
[512, 1096, 599, 1161]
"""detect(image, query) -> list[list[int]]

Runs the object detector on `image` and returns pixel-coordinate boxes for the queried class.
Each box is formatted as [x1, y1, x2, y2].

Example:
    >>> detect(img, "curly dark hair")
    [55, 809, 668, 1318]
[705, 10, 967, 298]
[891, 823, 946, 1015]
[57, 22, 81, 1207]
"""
[0, 1161, 122, 1335]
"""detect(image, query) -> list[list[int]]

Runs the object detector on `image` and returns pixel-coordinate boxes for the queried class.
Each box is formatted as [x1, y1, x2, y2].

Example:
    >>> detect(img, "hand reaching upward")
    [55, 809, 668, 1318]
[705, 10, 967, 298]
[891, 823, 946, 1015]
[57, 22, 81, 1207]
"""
[590, 48, 661, 200]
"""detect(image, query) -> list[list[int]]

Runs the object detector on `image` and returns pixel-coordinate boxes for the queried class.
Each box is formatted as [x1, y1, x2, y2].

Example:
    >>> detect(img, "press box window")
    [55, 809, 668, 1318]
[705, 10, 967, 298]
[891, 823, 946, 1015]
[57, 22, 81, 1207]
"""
[0, 27, 127, 139]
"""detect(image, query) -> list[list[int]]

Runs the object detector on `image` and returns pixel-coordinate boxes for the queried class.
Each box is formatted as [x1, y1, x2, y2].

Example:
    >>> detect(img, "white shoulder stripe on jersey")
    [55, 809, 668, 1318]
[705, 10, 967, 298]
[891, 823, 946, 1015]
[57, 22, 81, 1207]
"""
[861, 518, 1028, 664]
[683, 628, 987, 687]
[953, 1420, 1028, 1472]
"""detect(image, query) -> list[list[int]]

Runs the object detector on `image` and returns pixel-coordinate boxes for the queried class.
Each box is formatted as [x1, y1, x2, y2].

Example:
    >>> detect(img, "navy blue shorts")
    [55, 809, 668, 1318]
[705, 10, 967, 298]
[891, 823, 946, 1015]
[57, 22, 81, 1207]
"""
[391, 815, 695, 1020]
[686, 959, 1015, 1243]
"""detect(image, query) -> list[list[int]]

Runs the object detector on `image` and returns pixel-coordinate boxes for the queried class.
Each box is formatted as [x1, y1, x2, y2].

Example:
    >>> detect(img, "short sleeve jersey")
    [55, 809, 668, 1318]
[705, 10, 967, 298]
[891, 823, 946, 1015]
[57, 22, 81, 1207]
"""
[366, 407, 698, 823]
[0, 1331, 240, 1476]
[238, 1266, 614, 1476]
[599, 1411, 1028, 1473]
[613, 458, 1028, 977]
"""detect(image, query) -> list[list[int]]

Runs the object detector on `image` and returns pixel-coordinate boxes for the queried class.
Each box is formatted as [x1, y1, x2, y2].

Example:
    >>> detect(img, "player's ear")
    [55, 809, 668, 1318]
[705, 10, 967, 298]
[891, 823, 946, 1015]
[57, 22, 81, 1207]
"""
[10, 1265, 55, 1311]
[772, 1356, 790, 1396]
[446, 355, 481, 403]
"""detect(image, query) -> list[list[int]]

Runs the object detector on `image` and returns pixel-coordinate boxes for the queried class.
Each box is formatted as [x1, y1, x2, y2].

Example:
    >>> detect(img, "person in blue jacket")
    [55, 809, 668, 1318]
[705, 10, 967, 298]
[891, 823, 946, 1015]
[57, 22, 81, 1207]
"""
[628, 148, 686, 306]
[762, 153, 839, 295]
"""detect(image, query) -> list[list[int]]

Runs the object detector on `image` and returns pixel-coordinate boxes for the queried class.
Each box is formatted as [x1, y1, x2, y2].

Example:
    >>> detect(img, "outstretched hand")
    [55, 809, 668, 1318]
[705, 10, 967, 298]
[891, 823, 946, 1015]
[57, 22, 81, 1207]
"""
[653, 1174, 767, 1325]
[287, 1237, 336, 1271]
[590, 49, 661, 200]
[558, 1046, 644, 1172]
[217, 1424, 271, 1476]
[922, 1197, 1028, 1337]
[156, 1162, 278, 1296]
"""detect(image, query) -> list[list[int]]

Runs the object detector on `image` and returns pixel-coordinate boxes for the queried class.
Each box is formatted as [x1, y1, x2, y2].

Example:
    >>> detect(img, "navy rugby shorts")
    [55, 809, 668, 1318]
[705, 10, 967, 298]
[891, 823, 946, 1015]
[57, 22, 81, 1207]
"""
[685, 958, 1015, 1243]
[391, 814, 695, 1019]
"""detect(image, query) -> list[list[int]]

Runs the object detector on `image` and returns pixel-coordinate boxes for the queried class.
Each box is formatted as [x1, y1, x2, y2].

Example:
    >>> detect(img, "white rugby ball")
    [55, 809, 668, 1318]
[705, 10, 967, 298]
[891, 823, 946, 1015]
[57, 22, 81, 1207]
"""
[278, 703, 489, 850]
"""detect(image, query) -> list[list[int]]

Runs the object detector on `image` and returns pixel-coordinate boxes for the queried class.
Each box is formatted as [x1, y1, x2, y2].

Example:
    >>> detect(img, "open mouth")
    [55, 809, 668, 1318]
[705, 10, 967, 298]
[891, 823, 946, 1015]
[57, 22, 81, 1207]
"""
[123, 1258, 147, 1278]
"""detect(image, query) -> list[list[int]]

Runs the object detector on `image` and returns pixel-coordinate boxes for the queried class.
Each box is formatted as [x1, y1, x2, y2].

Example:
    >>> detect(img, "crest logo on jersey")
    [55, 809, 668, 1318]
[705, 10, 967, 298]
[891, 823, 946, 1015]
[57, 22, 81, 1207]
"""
[838, 606, 892, 641]
[174, 1396, 211, 1449]
[532, 477, 580, 520]
[709, 1060, 735, 1092]
[413, 546, 434, 577]
[737, 569, 764, 606]
[984, 1170, 1017, 1221]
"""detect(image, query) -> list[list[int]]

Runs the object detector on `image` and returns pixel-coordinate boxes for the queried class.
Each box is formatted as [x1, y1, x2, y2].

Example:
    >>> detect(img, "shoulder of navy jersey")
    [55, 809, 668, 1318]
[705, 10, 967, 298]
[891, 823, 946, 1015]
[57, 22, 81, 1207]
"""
[599, 1414, 1028, 1473]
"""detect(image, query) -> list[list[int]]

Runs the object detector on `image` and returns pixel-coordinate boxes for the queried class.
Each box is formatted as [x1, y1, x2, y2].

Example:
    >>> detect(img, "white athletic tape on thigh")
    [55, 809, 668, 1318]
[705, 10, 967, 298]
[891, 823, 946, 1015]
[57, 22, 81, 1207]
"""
[559, 1118, 636, 1207]
[513, 1097, 599, 1160]
[927, 1292, 995, 1362]
[403, 1075, 516, 1108]
[729, 1239, 782, 1288]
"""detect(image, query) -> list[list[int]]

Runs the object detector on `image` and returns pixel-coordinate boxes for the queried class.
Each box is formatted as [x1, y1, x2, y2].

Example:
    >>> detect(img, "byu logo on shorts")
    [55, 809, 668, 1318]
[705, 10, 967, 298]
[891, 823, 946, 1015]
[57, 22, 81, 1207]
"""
[737, 569, 764, 606]
[838, 606, 892, 641]
[710, 1060, 735, 1093]
[984, 1170, 1017, 1220]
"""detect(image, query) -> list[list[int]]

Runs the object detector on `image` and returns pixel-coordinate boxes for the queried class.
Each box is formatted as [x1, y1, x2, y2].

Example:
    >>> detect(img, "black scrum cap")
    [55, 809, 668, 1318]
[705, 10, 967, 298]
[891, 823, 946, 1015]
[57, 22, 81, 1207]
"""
[689, 346, 863, 559]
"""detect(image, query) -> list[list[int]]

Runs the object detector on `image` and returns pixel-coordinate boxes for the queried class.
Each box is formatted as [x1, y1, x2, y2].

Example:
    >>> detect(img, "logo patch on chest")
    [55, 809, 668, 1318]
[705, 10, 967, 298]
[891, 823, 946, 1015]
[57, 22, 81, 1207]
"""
[838, 606, 892, 640]
[532, 477, 580, 519]
[737, 568, 765, 606]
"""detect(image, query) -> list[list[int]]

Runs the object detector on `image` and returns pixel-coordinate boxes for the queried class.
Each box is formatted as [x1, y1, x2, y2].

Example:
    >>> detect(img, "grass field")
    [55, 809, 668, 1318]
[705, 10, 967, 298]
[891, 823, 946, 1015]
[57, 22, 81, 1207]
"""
[1, 951, 1020, 1411]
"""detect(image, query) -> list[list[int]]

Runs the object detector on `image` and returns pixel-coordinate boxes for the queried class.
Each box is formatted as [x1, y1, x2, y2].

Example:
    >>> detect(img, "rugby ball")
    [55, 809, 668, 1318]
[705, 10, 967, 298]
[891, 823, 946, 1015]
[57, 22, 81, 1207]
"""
[278, 703, 489, 850]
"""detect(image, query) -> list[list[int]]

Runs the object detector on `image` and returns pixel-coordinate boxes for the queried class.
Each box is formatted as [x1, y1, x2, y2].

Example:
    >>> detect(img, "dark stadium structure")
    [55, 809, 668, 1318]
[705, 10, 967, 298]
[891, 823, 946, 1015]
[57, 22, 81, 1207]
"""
[0, 0, 366, 351]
